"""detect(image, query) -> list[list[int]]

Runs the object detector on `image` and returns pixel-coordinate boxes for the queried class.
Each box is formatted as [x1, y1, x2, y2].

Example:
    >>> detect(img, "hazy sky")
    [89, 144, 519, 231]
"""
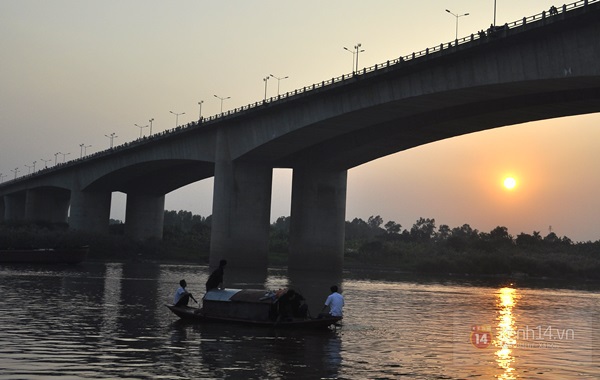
[2, 1, 600, 242]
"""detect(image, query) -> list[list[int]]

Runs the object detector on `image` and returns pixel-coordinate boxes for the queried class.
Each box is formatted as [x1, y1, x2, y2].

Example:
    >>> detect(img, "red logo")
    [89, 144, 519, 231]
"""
[470, 325, 492, 349]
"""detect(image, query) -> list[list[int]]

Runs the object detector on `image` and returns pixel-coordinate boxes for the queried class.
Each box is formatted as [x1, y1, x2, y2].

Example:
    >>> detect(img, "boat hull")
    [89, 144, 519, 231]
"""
[0, 247, 89, 264]
[166, 304, 342, 329]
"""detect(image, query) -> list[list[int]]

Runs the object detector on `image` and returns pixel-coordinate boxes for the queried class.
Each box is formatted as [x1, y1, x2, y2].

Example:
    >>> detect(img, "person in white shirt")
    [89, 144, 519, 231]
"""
[173, 279, 197, 307]
[321, 285, 344, 317]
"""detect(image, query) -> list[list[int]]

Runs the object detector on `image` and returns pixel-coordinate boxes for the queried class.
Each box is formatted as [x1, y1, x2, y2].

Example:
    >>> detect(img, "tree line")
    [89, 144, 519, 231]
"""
[1, 210, 598, 279]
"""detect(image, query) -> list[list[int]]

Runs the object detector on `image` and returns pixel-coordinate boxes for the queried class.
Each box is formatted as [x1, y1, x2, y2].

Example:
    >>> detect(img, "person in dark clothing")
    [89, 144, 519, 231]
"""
[277, 289, 308, 319]
[205, 259, 227, 291]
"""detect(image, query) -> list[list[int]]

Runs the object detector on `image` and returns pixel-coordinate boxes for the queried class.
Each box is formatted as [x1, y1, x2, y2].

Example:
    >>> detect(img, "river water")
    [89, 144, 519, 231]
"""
[0, 261, 597, 379]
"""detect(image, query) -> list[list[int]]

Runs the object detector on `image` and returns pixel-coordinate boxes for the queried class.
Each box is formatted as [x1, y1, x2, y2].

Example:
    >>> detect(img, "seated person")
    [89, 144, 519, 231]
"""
[173, 279, 196, 307]
[320, 285, 344, 317]
[277, 289, 308, 319]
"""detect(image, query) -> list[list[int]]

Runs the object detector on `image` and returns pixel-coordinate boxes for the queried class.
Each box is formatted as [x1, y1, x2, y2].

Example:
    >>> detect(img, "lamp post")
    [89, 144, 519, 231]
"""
[263, 76, 270, 101]
[170, 111, 185, 127]
[344, 43, 365, 73]
[79, 144, 92, 157]
[214, 94, 231, 113]
[197, 101, 204, 121]
[270, 74, 289, 96]
[149, 118, 154, 135]
[25, 164, 33, 174]
[0, 173, 5, 183]
[105, 133, 117, 148]
[494, 0, 497, 26]
[54, 152, 61, 165]
[60, 152, 70, 162]
[11, 167, 19, 180]
[40, 158, 51, 168]
[446, 9, 469, 40]
[135, 123, 149, 138]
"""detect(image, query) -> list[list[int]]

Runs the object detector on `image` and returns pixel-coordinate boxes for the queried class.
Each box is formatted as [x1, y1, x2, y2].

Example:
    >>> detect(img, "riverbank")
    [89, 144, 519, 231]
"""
[2, 222, 599, 282]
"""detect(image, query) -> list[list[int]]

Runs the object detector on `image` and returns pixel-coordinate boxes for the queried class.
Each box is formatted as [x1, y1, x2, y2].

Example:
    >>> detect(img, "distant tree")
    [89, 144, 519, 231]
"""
[543, 231, 560, 244]
[367, 215, 384, 229]
[384, 220, 401, 235]
[346, 218, 372, 241]
[488, 226, 513, 242]
[516, 232, 541, 247]
[410, 217, 436, 242]
[272, 216, 290, 232]
[436, 224, 451, 241]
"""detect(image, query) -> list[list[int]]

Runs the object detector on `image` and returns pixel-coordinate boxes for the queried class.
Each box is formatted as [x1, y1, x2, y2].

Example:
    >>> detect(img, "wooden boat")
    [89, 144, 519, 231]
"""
[166, 288, 342, 329]
[0, 246, 89, 264]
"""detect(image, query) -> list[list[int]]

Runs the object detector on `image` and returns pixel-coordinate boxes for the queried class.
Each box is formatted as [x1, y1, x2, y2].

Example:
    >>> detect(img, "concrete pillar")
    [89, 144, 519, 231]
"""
[69, 190, 111, 234]
[4, 192, 26, 222]
[125, 193, 165, 240]
[210, 129, 273, 269]
[210, 159, 273, 269]
[24, 188, 70, 224]
[0, 197, 4, 223]
[289, 168, 347, 271]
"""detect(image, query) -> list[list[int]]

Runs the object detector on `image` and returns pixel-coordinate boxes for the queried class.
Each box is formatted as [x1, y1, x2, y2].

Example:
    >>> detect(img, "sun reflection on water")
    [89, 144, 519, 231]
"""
[495, 287, 519, 380]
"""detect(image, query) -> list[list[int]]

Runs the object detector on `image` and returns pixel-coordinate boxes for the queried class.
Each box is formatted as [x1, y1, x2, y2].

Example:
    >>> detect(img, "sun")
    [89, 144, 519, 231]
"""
[503, 177, 517, 190]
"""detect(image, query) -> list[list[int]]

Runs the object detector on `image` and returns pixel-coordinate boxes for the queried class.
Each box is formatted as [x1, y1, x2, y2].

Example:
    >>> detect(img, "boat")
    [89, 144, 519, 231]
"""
[0, 246, 89, 264]
[166, 288, 342, 329]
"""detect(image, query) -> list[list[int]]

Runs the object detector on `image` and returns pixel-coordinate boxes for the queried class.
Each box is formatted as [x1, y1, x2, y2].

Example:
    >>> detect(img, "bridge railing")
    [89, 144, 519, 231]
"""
[204, 0, 598, 122]
[2, 0, 598, 186]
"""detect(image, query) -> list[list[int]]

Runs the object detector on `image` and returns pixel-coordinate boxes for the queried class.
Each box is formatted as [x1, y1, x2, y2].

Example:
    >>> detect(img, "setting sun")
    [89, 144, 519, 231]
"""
[503, 177, 517, 190]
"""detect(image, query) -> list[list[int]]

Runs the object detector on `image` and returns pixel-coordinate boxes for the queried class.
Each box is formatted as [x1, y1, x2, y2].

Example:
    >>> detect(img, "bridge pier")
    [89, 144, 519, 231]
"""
[24, 188, 70, 224]
[210, 159, 272, 269]
[124, 193, 165, 240]
[3, 193, 26, 222]
[69, 190, 111, 234]
[289, 168, 347, 271]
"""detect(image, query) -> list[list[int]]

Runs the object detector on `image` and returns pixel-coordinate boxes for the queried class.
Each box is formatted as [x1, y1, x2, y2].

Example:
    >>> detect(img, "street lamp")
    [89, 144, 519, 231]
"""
[79, 144, 92, 157]
[25, 164, 33, 174]
[0, 173, 5, 183]
[105, 133, 118, 148]
[446, 9, 469, 40]
[170, 111, 185, 127]
[32, 160, 37, 172]
[11, 167, 19, 180]
[40, 158, 51, 168]
[60, 152, 70, 162]
[197, 101, 204, 121]
[214, 94, 231, 113]
[494, 0, 497, 26]
[263, 76, 270, 101]
[54, 152, 61, 165]
[149, 118, 154, 135]
[135, 123, 149, 138]
[270, 74, 289, 96]
[343, 43, 365, 73]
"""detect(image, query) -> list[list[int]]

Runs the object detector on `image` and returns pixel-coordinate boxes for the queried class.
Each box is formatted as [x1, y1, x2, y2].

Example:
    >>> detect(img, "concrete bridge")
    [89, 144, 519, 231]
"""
[2, 0, 600, 269]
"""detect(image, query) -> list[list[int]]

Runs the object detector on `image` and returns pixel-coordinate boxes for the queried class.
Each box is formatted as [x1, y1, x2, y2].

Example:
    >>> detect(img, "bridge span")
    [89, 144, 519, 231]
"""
[2, 1, 600, 269]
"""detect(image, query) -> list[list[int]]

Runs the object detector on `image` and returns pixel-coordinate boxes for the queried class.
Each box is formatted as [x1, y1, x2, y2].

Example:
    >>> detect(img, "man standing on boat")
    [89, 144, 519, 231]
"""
[205, 259, 227, 291]
[321, 285, 345, 317]
[173, 279, 197, 307]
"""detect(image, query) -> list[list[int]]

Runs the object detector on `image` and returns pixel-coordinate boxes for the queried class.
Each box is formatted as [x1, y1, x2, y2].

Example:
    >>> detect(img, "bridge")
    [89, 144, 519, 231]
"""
[2, 0, 600, 269]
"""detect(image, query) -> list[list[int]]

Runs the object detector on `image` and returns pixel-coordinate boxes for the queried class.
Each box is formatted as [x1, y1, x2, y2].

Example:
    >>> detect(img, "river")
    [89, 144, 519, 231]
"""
[0, 261, 597, 379]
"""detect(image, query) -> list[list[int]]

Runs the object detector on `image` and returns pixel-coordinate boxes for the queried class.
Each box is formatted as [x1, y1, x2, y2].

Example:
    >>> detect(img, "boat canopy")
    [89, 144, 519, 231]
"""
[203, 289, 275, 304]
